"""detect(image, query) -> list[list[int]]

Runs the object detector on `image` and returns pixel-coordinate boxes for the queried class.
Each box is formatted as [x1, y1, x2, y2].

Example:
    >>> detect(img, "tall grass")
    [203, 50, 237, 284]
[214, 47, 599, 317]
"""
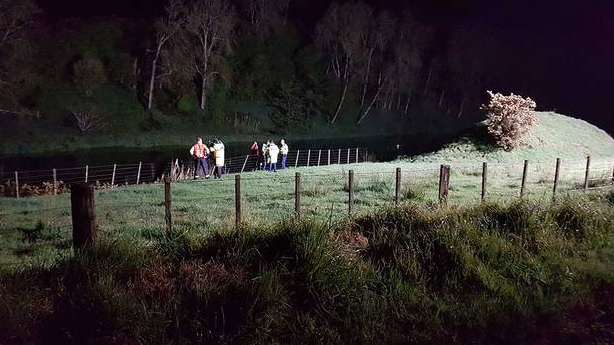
[1, 193, 614, 344]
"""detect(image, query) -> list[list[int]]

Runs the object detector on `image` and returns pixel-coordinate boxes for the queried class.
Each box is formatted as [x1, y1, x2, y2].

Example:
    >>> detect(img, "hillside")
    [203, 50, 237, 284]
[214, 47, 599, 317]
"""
[406, 112, 614, 163]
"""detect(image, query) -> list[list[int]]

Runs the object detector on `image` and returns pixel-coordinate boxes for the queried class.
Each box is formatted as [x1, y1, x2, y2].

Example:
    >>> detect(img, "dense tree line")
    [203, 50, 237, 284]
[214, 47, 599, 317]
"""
[0, 0, 607, 136]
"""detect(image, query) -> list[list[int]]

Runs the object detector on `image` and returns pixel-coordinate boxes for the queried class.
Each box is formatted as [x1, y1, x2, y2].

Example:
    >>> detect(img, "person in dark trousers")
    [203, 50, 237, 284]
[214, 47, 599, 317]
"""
[280, 139, 289, 169]
[251, 141, 260, 170]
[189, 137, 209, 179]
[268, 141, 280, 172]
[210, 139, 225, 178]
[260, 141, 268, 171]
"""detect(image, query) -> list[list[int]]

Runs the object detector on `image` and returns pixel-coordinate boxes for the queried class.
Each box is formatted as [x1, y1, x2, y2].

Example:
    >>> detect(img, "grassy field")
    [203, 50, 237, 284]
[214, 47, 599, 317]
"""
[1, 112, 614, 343]
[1, 156, 613, 267]
[407, 112, 614, 163]
[1, 194, 614, 344]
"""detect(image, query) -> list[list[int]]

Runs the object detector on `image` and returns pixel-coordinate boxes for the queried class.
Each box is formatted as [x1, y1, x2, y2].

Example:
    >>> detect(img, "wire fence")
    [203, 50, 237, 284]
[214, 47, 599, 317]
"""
[1, 156, 613, 268]
[0, 148, 368, 198]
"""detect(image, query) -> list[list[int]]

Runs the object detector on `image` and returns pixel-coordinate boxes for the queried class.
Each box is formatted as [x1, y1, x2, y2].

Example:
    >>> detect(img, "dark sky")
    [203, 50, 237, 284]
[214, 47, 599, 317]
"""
[34, 0, 614, 132]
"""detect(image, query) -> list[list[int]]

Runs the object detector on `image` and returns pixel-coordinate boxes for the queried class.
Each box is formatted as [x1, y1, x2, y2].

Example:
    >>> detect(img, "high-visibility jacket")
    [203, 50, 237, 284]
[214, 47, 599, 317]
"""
[280, 143, 289, 155]
[189, 143, 208, 159]
[211, 142, 225, 166]
[268, 143, 280, 163]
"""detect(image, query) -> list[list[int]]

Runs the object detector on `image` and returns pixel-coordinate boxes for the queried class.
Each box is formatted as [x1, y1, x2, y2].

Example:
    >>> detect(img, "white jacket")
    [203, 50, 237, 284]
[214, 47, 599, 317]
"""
[211, 142, 225, 166]
[268, 143, 280, 163]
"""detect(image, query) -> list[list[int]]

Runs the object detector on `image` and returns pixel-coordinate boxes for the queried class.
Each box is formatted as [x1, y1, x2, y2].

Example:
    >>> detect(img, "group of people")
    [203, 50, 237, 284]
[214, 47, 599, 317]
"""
[189, 138, 225, 179]
[250, 139, 289, 172]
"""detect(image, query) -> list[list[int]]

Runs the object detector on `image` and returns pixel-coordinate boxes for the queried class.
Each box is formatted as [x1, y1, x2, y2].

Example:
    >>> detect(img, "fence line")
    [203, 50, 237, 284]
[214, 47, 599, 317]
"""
[0, 148, 369, 197]
[2, 158, 614, 267]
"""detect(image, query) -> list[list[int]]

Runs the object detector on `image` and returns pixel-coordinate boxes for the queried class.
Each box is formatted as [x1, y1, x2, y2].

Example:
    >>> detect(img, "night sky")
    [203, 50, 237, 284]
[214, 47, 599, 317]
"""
[34, 0, 614, 133]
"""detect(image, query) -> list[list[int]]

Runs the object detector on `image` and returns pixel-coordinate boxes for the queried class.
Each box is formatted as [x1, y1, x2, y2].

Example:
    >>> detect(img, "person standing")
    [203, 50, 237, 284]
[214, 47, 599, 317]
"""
[260, 141, 268, 171]
[268, 140, 280, 172]
[250, 141, 259, 156]
[250, 141, 260, 170]
[189, 137, 210, 179]
[280, 139, 289, 170]
[210, 138, 225, 178]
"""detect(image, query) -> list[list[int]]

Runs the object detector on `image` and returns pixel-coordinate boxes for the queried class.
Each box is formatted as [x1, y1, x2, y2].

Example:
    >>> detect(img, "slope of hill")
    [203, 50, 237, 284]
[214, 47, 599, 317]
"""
[406, 112, 614, 163]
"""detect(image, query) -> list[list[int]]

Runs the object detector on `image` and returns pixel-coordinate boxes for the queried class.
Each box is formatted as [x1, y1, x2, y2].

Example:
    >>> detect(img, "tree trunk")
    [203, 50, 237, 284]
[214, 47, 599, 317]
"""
[457, 97, 465, 118]
[200, 76, 207, 110]
[404, 75, 414, 116]
[147, 44, 163, 110]
[283, 0, 290, 26]
[360, 48, 374, 108]
[423, 65, 433, 97]
[438, 88, 445, 108]
[357, 72, 384, 125]
[330, 58, 349, 124]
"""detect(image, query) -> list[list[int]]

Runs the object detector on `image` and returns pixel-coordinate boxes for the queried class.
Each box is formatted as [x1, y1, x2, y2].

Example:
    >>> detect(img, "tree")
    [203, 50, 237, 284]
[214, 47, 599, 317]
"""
[391, 12, 429, 117]
[356, 10, 396, 125]
[0, 0, 38, 114]
[447, 25, 495, 118]
[185, 0, 236, 111]
[238, 0, 288, 34]
[315, 2, 370, 124]
[0, 0, 37, 53]
[481, 91, 537, 151]
[147, 0, 185, 110]
[72, 56, 107, 96]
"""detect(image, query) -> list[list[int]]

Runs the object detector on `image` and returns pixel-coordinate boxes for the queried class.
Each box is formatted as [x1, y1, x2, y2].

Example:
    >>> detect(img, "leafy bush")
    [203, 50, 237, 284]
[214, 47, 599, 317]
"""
[481, 91, 537, 150]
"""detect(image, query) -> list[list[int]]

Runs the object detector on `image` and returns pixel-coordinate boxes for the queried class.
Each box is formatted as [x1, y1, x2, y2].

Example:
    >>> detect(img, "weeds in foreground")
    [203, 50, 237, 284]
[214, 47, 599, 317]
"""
[1, 196, 614, 344]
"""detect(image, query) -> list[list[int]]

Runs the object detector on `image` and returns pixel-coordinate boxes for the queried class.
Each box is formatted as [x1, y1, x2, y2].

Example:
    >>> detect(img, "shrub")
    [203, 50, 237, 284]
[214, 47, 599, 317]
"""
[481, 91, 537, 150]
[68, 105, 107, 134]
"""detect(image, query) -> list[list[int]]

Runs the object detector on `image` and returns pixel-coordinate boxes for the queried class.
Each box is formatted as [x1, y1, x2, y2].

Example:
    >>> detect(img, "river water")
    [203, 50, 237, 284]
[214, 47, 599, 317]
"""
[0, 134, 451, 179]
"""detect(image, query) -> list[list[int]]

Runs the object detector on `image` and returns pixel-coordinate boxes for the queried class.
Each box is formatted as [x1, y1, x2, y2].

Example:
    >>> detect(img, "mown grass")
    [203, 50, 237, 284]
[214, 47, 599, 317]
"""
[406, 112, 614, 163]
[1, 194, 614, 344]
[1, 157, 613, 267]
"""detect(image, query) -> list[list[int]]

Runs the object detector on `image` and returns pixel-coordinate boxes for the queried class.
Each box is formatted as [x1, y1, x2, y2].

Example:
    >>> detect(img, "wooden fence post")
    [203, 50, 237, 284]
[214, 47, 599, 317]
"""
[317, 149, 321, 166]
[295, 172, 301, 218]
[348, 170, 354, 216]
[307, 149, 311, 167]
[356, 148, 359, 163]
[14, 171, 19, 199]
[520, 160, 528, 198]
[85, 165, 89, 183]
[70, 183, 97, 250]
[165, 177, 172, 233]
[136, 161, 142, 184]
[584, 156, 591, 192]
[235, 174, 241, 229]
[395, 167, 401, 204]
[111, 164, 116, 186]
[53, 168, 57, 195]
[295, 150, 300, 168]
[150, 163, 155, 183]
[328, 149, 331, 166]
[338, 149, 341, 165]
[241, 155, 249, 173]
[481, 162, 487, 201]
[439, 165, 450, 205]
[553, 158, 561, 201]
